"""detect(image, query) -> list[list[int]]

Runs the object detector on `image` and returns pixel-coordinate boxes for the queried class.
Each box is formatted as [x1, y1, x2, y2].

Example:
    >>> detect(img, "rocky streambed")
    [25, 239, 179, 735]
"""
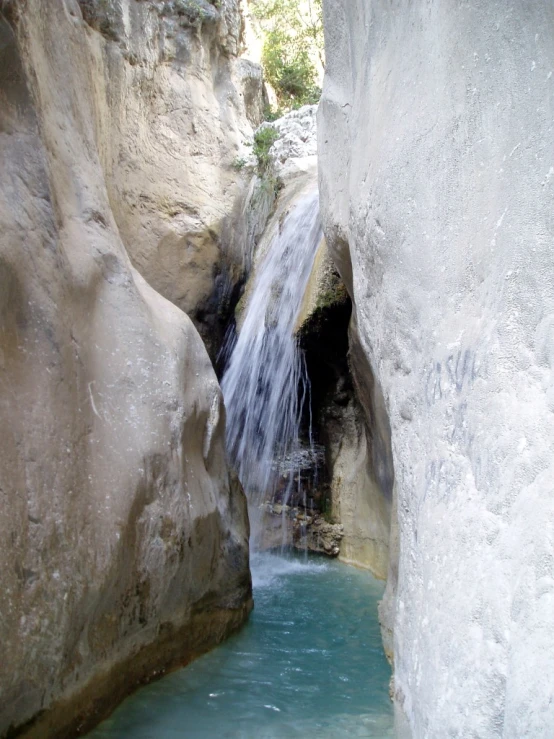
[259, 502, 344, 557]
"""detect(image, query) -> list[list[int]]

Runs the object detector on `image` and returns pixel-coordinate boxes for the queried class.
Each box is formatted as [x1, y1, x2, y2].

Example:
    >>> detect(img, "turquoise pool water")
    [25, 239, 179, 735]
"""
[88, 553, 393, 738]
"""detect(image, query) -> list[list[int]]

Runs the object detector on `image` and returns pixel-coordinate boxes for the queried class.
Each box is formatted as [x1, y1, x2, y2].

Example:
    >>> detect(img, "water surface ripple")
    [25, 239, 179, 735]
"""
[89, 554, 393, 738]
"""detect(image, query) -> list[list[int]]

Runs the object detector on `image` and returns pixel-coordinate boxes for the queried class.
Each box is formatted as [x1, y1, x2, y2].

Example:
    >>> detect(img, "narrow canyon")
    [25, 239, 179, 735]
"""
[1, 1, 553, 738]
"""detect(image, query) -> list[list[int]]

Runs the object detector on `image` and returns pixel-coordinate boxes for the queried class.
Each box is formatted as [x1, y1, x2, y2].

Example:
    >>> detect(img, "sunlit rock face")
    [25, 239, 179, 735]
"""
[0, 2, 251, 735]
[267, 104, 318, 180]
[73, 0, 264, 353]
[319, 1, 554, 736]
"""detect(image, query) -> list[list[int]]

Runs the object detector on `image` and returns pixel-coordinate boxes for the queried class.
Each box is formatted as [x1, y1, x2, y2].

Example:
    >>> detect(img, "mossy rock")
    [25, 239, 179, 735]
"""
[161, 0, 219, 27]
[295, 239, 350, 336]
[313, 277, 349, 312]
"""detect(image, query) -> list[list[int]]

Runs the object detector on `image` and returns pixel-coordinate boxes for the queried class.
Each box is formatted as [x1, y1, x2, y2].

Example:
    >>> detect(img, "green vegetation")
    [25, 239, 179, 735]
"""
[253, 125, 279, 173]
[251, 0, 324, 113]
[231, 156, 248, 171]
[315, 280, 349, 311]
[262, 104, 284, 122]
[260, 174, 281, 198]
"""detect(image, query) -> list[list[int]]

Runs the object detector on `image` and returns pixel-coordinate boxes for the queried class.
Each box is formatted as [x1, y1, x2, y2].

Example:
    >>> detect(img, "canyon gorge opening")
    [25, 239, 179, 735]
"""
[1, 1, 553, 738]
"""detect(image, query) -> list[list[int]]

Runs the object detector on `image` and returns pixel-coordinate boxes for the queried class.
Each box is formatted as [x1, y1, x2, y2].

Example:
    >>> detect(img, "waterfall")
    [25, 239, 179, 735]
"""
[221, 188, 322, 548]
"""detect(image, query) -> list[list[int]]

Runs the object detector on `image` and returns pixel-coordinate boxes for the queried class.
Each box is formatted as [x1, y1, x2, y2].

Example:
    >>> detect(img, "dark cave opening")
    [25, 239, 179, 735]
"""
[295, 284, 354, 516]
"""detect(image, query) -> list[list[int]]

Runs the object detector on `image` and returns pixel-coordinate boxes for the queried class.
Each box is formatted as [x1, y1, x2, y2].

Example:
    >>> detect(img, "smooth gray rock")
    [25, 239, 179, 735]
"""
[319, 1, 554, 736]
[72, 0, 264, 354]
[0, 3, 251, 735]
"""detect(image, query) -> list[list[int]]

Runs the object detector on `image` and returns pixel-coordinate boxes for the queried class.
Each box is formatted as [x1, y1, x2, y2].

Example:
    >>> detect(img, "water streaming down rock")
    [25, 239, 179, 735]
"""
[221, 188, 323, 548]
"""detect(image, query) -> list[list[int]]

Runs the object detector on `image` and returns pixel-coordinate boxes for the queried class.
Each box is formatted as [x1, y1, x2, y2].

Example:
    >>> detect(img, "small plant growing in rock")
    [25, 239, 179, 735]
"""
[320, 495, 336, 524]
[253, 125, 279, 173]
[260, 174, 281, 198]
[231, 156, 248, 171]
[263, 103, 284, 122]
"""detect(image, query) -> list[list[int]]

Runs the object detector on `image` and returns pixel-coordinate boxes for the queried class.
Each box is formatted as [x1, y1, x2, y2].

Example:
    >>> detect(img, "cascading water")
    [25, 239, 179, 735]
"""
[87, 553, 394, 738]
[87, 187, 394, 739]
[221, 188, 322, 547]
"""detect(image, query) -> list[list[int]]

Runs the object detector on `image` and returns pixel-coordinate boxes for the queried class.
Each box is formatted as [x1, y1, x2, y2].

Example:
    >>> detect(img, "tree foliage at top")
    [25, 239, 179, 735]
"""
[251, 0, 324, 111]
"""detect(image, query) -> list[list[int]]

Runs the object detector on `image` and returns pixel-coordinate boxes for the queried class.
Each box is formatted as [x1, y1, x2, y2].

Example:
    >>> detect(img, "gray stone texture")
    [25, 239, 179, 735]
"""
[319, 1, 554, 736]
[0, 2, 251, 735]
[74, 0, 264, 349]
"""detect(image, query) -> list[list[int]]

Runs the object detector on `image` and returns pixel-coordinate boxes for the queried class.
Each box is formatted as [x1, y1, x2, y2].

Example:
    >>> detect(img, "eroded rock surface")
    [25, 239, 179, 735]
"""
[256, 504, 343, 558]
[266, 105, 318, 180]
[71, 0, 265, 355]
[296, 239, 391, 579]
[0, 3, 251, 736]
[319, 1, 554, 736]
[232, 108, 391, 573]
[322, 393, 390, 579]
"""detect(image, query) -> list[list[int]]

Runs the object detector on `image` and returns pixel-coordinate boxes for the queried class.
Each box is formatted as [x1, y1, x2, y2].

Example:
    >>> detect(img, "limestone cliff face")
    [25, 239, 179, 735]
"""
[0, 2, 251, 736]
[319, 1, 554, 737]
[73, 0, 264, 353]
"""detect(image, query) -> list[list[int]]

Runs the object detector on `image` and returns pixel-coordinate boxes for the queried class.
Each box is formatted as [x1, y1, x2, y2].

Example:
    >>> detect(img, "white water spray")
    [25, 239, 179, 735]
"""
[221, 188, 322, 547]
